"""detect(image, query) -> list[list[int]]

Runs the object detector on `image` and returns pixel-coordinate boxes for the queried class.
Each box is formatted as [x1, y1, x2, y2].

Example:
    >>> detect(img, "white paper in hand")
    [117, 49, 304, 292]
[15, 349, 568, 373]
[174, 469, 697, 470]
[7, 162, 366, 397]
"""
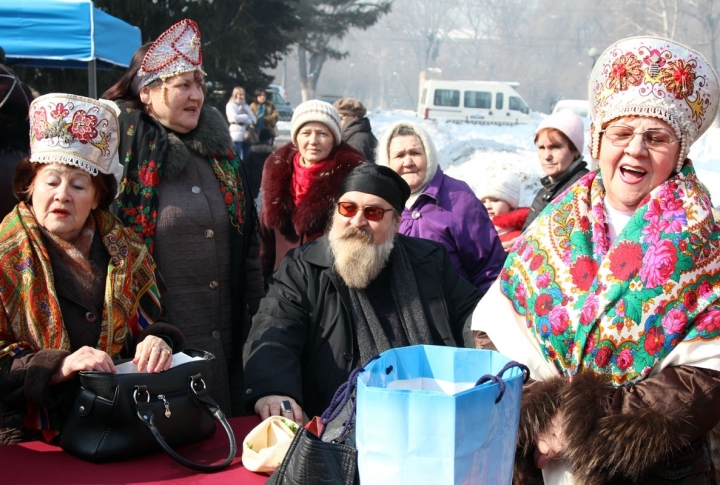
[114, 351, 204, 374]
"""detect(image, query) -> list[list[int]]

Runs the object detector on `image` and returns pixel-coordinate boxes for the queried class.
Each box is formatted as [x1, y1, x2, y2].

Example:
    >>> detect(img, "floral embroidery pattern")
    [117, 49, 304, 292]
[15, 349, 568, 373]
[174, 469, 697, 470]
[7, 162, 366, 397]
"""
[500, 163, 720, 384]
[609, 54, 644, 92]
[658, 59, 697, 99]
[116, 106, 246, 253]
[30, 99, 112, 156]
[69, 110, 99, 143]
[642, 48, 667, 77]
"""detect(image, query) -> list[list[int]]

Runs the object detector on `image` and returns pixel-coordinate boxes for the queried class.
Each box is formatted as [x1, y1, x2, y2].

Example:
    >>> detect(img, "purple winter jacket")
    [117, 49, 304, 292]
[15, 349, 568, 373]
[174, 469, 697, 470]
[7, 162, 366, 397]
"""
[400, 167, 506, 295]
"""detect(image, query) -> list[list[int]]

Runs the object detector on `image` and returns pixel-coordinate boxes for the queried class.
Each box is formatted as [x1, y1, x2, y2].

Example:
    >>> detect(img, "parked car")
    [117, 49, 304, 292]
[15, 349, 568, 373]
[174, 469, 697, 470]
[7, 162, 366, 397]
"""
[267, 86, 293, 121]
[269, 84, 288, 102]
[316, 94, 343, 105]
[551, 99, 589, 118]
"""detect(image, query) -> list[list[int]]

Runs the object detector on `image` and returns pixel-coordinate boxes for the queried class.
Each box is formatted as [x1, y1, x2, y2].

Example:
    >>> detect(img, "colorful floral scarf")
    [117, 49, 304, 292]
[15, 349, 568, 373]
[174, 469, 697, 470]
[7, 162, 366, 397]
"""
[0, 204, 160, 360]
[500, 162, 720, 385]
[115, 105, 246, 253]
[0, 204, 161, 437]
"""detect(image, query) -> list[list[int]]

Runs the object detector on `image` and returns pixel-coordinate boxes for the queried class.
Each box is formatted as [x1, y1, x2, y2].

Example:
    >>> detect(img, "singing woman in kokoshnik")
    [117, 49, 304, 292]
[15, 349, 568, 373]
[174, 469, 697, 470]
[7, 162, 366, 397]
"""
[474, 36, 720, 485]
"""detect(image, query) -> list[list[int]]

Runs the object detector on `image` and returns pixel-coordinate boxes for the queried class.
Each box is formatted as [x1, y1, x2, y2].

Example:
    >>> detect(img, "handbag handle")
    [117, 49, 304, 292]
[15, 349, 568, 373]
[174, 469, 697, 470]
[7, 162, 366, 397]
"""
[475, 361, 530, 404]
[135, 373, 237, 472]
[319, 355, 380, 440]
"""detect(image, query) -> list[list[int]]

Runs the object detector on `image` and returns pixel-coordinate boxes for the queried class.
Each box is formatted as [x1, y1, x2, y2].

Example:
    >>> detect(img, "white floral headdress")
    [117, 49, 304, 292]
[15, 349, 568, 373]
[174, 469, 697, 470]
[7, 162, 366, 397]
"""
[132, 19, 205, 93]
[589, 36, 719, 171]
[29, 93, 123, 187]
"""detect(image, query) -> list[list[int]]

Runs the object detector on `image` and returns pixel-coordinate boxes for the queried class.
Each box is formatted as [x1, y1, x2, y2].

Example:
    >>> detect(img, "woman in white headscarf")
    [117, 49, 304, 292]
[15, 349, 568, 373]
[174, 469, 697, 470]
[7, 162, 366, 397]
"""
[376, 120, 506, 295]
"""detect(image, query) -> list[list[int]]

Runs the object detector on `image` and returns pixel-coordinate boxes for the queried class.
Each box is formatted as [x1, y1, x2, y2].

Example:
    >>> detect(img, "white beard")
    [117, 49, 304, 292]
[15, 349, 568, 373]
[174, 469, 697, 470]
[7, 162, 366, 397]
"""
[328, 219, 396, 289]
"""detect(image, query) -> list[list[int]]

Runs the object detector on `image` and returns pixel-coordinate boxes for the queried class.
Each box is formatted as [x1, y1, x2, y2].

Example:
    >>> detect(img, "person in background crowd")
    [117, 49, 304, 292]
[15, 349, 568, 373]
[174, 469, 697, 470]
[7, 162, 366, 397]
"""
[0, 46, 33, 218]
[226, 86, 256, 161]
[0, 93, 182, 445]
[376, 120, 505, 295]
[473, 36, 720, 484]
[258, 99, 364, 282]
[250, 88, 279, 146]
[523, 109, 588, 231]
[478, 170, 529, 252]
[101, 19, 263, 416]
[244, 164, 481, 422]
[333, 97, 377, 162]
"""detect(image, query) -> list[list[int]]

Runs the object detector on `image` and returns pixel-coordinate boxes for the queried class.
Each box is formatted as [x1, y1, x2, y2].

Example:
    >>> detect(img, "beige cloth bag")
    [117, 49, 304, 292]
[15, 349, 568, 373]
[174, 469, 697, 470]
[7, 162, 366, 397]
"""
[242, 416, 299, 473]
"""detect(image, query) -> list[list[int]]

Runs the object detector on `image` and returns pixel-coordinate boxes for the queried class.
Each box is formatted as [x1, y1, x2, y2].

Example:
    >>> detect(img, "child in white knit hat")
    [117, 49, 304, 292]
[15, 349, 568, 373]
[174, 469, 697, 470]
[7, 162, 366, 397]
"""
[477, 171, 529, 252]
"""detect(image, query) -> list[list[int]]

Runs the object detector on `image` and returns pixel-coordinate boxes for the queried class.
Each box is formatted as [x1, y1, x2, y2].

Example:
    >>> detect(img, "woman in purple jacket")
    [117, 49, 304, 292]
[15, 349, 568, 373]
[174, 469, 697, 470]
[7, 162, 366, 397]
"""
[376, 121, 505, 295]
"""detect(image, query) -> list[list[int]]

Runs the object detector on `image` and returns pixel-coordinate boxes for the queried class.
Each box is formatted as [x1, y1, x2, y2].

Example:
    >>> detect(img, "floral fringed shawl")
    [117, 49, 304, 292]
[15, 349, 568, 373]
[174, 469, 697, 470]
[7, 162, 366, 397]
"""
[473, 162, 720, 385]
[0, 204, 161, 437]
[114, 105, 246, 254]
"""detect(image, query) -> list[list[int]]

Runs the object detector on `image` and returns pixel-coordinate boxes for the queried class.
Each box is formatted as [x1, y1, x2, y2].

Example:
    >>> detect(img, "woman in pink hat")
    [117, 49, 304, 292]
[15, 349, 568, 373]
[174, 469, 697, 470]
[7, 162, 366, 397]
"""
[523, 109, 589, 231]
[473, 37, 720, 484]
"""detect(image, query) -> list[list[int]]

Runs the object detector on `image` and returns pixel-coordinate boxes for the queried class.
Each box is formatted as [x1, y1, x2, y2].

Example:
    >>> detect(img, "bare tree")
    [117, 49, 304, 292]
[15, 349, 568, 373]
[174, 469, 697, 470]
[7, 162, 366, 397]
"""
[610, 0, 680, 38]
[295, 0, 391, 101]
[686, 0, 720, 69]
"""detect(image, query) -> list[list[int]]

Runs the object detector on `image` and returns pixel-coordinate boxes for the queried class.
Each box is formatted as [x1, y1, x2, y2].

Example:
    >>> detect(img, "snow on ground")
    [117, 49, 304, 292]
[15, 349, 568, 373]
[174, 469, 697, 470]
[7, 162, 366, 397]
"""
[364, 109, 720, 207]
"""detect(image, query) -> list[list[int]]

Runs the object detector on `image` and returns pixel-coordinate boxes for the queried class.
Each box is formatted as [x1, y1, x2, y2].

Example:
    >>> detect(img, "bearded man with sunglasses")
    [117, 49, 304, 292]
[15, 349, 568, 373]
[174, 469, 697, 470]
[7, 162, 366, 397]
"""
[243, 164, 481, 422]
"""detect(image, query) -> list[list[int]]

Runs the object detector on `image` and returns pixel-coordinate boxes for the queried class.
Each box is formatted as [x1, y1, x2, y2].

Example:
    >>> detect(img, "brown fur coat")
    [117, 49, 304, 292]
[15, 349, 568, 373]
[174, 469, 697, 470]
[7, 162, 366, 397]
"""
[514, 368, 720, 485]
[259, 141, 364, 279]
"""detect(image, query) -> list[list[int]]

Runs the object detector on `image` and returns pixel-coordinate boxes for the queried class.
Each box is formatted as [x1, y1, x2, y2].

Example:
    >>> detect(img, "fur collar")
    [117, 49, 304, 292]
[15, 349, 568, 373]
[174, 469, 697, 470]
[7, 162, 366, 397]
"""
[492, 207, 529, 230]
[163, 105, 233, 180]
[260, 141, 364, 242]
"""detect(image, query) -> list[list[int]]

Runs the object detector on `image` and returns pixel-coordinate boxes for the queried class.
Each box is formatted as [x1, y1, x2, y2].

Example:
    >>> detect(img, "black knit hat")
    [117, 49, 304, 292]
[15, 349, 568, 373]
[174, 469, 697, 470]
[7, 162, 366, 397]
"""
[337, 163, 410, 213]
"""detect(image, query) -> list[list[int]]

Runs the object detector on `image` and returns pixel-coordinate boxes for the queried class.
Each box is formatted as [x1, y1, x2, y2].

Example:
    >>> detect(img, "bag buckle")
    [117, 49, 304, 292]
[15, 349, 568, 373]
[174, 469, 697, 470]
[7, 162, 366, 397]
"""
[133, 386, 150, 405]
[158, 394, 172, 418]
[190, 375, 207, 395]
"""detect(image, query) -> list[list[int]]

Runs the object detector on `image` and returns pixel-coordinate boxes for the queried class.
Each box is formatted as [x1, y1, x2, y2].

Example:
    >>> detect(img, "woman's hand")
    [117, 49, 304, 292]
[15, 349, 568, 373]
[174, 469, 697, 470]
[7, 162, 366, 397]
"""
[133, 336, 173, 373]
[534, 412, 566, 469]
[255, 395, 304, 424]
[51, 346, 116, 384]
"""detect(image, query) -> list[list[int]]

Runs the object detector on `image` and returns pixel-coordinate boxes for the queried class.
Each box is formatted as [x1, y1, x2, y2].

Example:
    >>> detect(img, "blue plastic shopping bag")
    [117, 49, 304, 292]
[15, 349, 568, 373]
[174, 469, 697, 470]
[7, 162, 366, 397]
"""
[356, 345, 526, 485]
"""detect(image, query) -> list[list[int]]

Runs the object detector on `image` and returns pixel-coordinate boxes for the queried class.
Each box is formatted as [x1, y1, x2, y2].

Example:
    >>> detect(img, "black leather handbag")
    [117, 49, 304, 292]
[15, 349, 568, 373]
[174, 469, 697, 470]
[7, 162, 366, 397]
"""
[265, 359, 381, 485]
[59, 349, 236, 472]
[265, 427, 359, 485]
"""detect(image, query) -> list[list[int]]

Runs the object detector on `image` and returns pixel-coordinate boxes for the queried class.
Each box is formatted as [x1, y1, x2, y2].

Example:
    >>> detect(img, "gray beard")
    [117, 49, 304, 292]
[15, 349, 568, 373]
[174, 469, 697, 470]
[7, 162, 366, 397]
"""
[328, 221, 396, 289]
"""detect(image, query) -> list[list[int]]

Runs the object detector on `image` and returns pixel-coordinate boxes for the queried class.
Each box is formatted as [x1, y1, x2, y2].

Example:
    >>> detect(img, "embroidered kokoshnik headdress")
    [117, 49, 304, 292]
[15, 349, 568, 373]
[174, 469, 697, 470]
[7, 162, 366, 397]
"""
[29, 93, 123, 188]
[589, 36, 720, 171]
[132, 19, 205, 94]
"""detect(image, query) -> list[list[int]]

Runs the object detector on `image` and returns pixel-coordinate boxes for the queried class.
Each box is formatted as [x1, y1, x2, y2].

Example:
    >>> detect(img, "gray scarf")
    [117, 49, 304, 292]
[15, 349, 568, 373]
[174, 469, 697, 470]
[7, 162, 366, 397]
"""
[348, 241, 433, 364]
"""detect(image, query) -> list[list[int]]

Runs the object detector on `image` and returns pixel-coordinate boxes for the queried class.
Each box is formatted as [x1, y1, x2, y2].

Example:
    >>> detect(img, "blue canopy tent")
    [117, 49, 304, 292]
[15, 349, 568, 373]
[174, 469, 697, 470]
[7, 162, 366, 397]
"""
[0, 0, 141, 98]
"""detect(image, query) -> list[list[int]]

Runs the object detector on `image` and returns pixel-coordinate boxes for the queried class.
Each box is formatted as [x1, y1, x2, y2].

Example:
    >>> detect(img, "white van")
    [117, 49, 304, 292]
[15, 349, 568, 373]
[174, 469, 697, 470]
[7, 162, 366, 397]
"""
[417, 80, 532, 124]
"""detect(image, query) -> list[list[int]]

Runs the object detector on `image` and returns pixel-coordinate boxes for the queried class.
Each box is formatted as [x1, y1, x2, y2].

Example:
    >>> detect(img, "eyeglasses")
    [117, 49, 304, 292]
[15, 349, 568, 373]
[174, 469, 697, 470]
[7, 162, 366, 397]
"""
[601, 125, 678, 150]
[337, 201, 394, 221]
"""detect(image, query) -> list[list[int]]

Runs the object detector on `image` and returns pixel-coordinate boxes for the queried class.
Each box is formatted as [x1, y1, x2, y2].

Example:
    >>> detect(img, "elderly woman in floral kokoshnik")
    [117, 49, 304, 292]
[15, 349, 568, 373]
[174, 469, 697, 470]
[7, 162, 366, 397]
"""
[0, 94, 182, 445]
[473, 37, 720, 484]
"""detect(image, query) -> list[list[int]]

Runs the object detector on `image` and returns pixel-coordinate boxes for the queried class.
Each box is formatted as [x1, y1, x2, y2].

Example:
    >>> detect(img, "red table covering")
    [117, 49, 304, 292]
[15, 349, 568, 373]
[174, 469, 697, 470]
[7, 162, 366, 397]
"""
[0, 415, 269, 485]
